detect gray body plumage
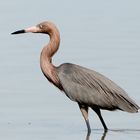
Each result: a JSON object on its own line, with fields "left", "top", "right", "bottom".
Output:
{"left": 57, "top": 63, "right": 139, "bottom": 113}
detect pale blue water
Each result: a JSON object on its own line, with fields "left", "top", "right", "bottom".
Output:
{"left": 0, "top": 0, "right": 140, "bottom": 140}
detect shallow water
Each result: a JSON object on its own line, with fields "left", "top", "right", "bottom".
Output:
{"left": 0, "top": 0, "right": 140, "bottom": 140}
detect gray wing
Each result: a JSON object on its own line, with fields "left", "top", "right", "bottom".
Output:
{"left": 57, "top": 63, "right": 139, "bottom": 113}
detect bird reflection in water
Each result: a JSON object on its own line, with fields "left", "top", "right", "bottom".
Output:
{"left": 85, "top": 130, "right": 107, "bottom": 140}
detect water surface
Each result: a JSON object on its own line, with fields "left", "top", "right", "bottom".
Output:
{"left": 0, "top": 0, "right": 140, "bottom": 140}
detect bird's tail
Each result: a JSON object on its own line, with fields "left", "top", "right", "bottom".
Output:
{"left": 124, "top": 102, "right": 139, "bottom": 113}
{"left": 118, "top": 96, "right": 140, "bottom": 113}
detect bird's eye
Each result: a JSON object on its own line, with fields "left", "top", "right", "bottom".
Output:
{"left": 39, "top": 25, "right": 43, "bottom": 29}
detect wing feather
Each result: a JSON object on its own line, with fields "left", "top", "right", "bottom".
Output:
{"left": 57, "top": 63, "right": 139, "bottom": 112}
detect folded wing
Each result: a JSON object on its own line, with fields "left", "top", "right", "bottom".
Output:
{"left": 57, "top": 63, "right": 139, "bottom": 113}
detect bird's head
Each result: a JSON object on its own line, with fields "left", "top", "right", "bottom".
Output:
{"left": 11, "top": 21, "right": 58, "bottom": 35}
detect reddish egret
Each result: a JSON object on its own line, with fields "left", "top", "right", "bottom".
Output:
{"left": 11, "top": 21, "right": 139, "bottom": 134}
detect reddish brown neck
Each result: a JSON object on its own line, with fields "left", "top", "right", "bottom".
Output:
{"left": 40, "top": 27, "right": 61, "bottom": 89}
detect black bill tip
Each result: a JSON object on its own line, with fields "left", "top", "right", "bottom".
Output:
{"left": 11, "top": 29, "right": 25, "bottom": 35}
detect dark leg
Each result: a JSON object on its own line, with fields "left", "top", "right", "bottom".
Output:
{"left": 78, "top": 103, "right": 91, "bottom": 135}
{"left": 92, "top": 108, "right": 108, "bottom": 130}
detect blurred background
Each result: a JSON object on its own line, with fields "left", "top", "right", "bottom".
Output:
{"left": 0, "top": 0, "right": 140, "bottom": 140}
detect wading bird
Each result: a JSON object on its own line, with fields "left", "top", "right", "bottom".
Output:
{"left": 12, "top": 21, "right": 139, "bottom": 134}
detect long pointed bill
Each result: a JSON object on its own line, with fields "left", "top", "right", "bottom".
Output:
{"left": 11, "top": 26, "right": 40, "bottom": 35}
{"left": 11, "top": 29, "right": 25, "bottom": 34}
